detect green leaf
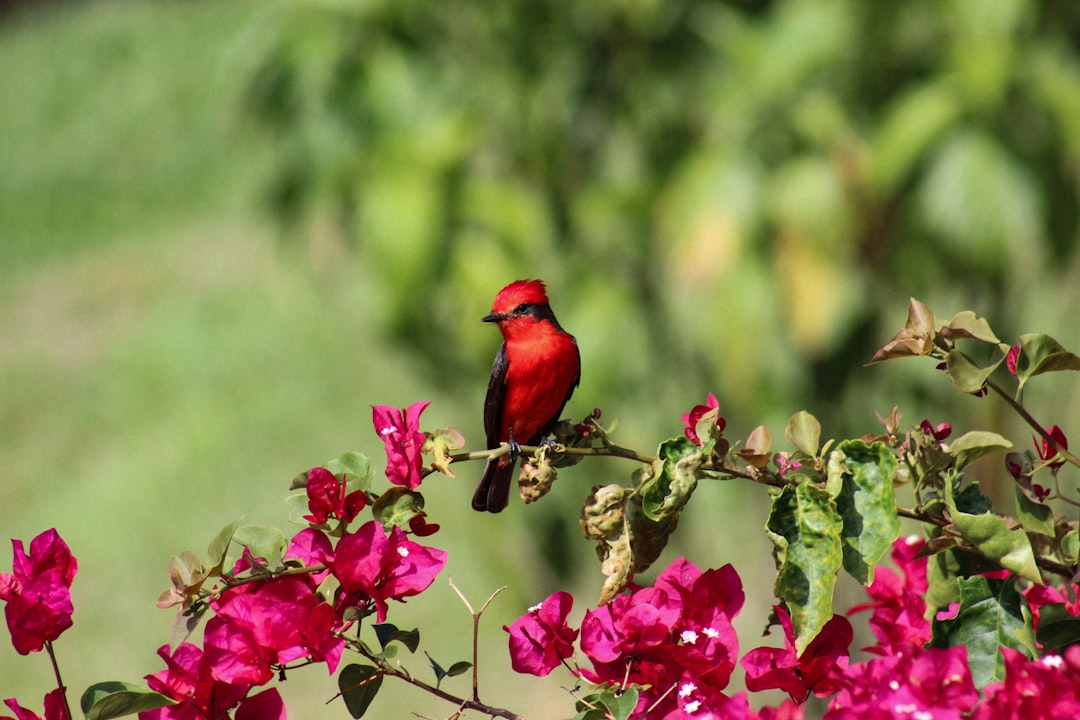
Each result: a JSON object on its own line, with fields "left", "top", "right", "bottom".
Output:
{"left": 785, "top": 411, "right": 821, "bottom": 456}
{"left": 925, "top": 545, "right": 962, "bottom": 612}
{"left": 373, "top": 623, "right": 420, "bottom": 653}
{"left": 371, "top": 487, "right": 425, "bottom": 527}
{"left": 81, "top": 682, "right": 174, "bottom": 720}
{"left": 1014, "top": 486, "right": 1054, "bottom": 537}
{"left": 945, "top": 481, "right": 1041, "bottom": 583}
{"left": 206, "top": 518, "right": 241, "bottom": 574}
{"left": 233, "top": 524, "right": 288, "bottom": 565}
{"left": 1034, "top": 602, "right": 1080, "bottom": 651}
{"left": 640, "top": 436, "right": 700, "bottom": 521}
{"left": 325, "top": 451, "right": 374, "bottom": 488}
{"left": 765, "top": 482, "right": 843, "bottom": 654}
{"left": 828, "top": 440, "right": 900, "bottom": 585}
{"left": 600, "top": 687, "right": 639, "bottom": 720}
{"left": 945, "top": 350, "right": 1004, "bottom": 395}
{"left": 953, "top": 483, "right": 994, "bottom": 515}
{"left": 444, "top": 660, "right": 472, "bottom": 677}
{"left": 950, "top": 430, "right": 1013, "bottom": 470}
{"left": 929, "top": 576, "right": 1035, "bottom": 688}
{"left": 339, "top": 664, "right": 383, "bottom": 719}
{"left": 1014, "top": 333, "right": 1080, "bottom": 394}
{"left": 425, "top": 652, "right": 470, "bottom": 685}
{"left": 574, "top": 688, "right": 639, "bottom": 720}
{"left": 1063, "top": 530, "right": 1080, "bottom": 565}
{"left": 942, "top": 310, "right": 1001, "bottom": 344}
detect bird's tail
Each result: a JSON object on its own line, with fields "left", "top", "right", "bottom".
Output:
{"left": 472, "top": 456, "right": 515, "bottom": 512}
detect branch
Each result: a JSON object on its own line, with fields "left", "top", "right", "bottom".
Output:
{"left": 346, "top": 638, "right": 527, "bottom": 720}
{"left": 423, "top": 442, "right": 657, "bottom": 478}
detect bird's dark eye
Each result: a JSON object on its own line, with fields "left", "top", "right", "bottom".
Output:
{"left": 514, "top": 303, "right": 530, "bottom": 314}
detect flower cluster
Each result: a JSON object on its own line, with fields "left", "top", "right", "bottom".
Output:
{"left": 507, "top": 535, "right": 1080, "bottom": 719}
{"left": 829, "top": 536, "right": 1080, "bottom": 718}
{"left": 140, "top": 475, "right": 447, "bottom": 719}
{"left": 508, "top": 557, "right": 752, "bottom": 717}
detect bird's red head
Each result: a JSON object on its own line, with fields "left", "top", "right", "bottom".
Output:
{"left": 483, "top": 279, "right": 564, "bottom": 337}
{"left": 490, "top": 279, "right": 550, "bottom": 315}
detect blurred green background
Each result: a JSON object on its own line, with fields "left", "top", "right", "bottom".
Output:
{"left": 3, "top": 0, "right": 1080, "bottom": 716}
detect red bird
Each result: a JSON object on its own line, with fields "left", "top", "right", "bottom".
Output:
{"left": 473, "top": 280, "right": 581, "bottom": 512}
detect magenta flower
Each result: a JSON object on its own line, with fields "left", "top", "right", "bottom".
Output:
{"left": 1036, "top": 425, "right": 1069, "bottom": 473}
{"left": 826, "top": 646, "right": 977, "bottom": 719}
{"left": 574, "top": 557, "right": 744, "bottom": 717}
{"left": 505, "top": 591, "right": 579, "bottom": 676}
{"left": 284, "top": 528, "right": 335, "bottom": 586}
{"left": 741, "top": 606, "right": 852, "bottom": 703}
{"left": 682, "top": 392, "right": 724, "bottom": 446}
{"left": 1006, "top": 344, "right": 1021, "bottom": 377}
{"left": 1, "top": 690, "right": 69, "bottom": 720}
{"left": 919, "top": 419, "right": 952, "bottom": 443}
{"left": 204, "top": 575, "right": 343, "bottom": 685}
{"left": 333, "top": 520, "right": 447, "bottom": 622}
{"left": 1023, "top": 581, "right": 1080, "bottom": 640}
{"left": 0, "top": 529, "right": 78, "bottom": 655}
{"left": 847, "top": 535, "right": 930, "bottom": 655}
{"left": 141, "top": 642, "right": 279, "bottom": 720}
{"left": 303, "top": 467, "right": 367, "bottom": 525}
{"left": 372, "top": 401, "right": 431, "bottom": 489}
{"left": 974, "top": 646, "right": 1080, "bottom": 719}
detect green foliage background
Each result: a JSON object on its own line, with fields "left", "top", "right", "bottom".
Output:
{"left": 3, "top": 0, "right": 1080, "bottom": 716}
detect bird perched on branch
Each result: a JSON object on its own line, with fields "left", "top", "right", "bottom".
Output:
{"left": 473, "top": 280, "right": 580, "bottom": 512}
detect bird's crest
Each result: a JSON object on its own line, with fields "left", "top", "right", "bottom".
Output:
{"left": 492, "top": 279, "right": 550, "bottom": 313}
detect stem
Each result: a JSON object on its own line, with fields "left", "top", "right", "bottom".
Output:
{"left": 987, "top": 379, "right": 1080, "bottom": 468}
{"left": 44, "top": 641, "right": 73, "bottom": 720}
{"left": 448, "top": 578, "right": 508, "bottom": 705}
{"left": 348, "top": 640, "right": 527, "bottom": 720}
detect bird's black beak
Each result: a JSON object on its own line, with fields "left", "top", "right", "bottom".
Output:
{"left": 482, "top": 312, "right": 505, "bottom": 323}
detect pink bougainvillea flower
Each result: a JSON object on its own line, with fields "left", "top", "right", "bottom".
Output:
{"left": 0, "top": 529, "right": 78, "bottom": 655}
{"left": 283, "top": 528, "right": 335, "bottom": 586}
{"left": 741, "top": 606, "right": 852, "bottom": 703}
{"left": 505, "top": 590, "right": 579, "bottom": 676}
{"left": 682, "top": 392, "right": 724, "bottom": 446}
{"left": 826, "top": 645, "right": 977, "bottom": 719}
{"left": 1022, "top": 581, "right": 1080, "bottom": 638}
{"left": 232, "top": 688, "right": 286, "bottom": 720}
{"left": 372, "top": 401, "right": 431, "bottom": 489}
{"left": 141, "top": 642, "right": 253, "bottom": 720}
{"left": 973, "top": 646, "right": 1080, "bottom": 719}
{"left": 919, "top": 419, "right": 952, "bottom": 444}
{"left": 1, "top": 689, "right": 70, "bottom": 720}
{"left": 1006, "top": 344, "right": 1021, "bottom": 377}
{"left": 575, "top": 557, "right": 745, "bottom": 718}
{"left": 303, "top": 467, "right": 366, "bottom": 525}
{"left": 1036, "top": 425, "right": 1068, "bottom": 473}
{"left": 333, "top": 520, "right": 447, "bottom": 622}
{"left": 847, "top": 535, "right": 930, "bottom": 655}
{"left": 204, "top": 575, "right": 343, "bottom": 685}
{"left": 406, "top": 511, "right": 441, "bottom": 537}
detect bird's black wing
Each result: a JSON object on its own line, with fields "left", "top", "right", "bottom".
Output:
{"left": 484, "top": 342, "right": 509, "bottom": 449}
